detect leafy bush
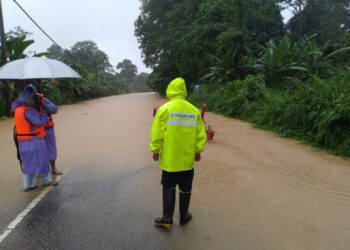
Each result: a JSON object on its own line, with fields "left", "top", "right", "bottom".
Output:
{"left": 190, "top": 75, "right": 266, "bottom": 117}
{"left": 191, "top": 71, "right": 350, "bottom": 157}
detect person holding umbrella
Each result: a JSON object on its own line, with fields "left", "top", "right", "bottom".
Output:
{"left": 0, "top": 57, "right": 81, "bottom": 190}
{"left": 37, "top": 92, "right": 62, "bottom": 175}
{"left": 12, "top": 84, "right": 57, "bottom": 191}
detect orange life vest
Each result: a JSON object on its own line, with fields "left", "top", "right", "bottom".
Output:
{"left": 45, "top": 114, "right": 55, "bottom": 128}
{"left": 14, "top": 106, "right": 46, "bottom": 141}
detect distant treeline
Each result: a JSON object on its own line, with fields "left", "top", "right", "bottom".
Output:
{"left": 0, "top": 27, "right": 150, "bottom": 117}
{"left": 135, "top": 0, "right": 350, "bottom": 157}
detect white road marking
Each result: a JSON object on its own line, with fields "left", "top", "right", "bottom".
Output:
{"left": 0, "top": 169, "right": 69, "bottom": 245}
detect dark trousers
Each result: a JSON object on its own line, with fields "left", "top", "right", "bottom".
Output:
{"left": 161, "top": 169, "right": 194, "bottom": 192}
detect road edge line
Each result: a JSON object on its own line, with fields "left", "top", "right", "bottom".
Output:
{"left": 0, "top": 168, "right": 69, "bottom": 245}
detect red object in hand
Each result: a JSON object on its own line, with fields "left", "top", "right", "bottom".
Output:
{"left": 153, "top": 153, "right": 159, "bottom": 161}
{"left": 37, "top": 93, "right": 45, "bottom": 104}
{"left": 200, "top": 104, "right": 214, "bottom": 141}
{"left": 153, "top": 107, "right": 158, "bottom": 117}
{"left": 200, "top": 104, "right": 206, "bottom": 120}
{"left": 206, "top": 125, "right": 214, "bottom": 140}
{"left": 195, "top": 153, "right": 201, "bottom": 162}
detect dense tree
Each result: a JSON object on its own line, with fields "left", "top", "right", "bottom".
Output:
{"left": 115, "top": 59, "right": 152, "bottom": 93}
{"left": 69, "top": 40, "right": 113, "bottom": 75}
{"left": 286, "top": 0, "right": 350, "bottom": 44}
{"left": 135, "top": 0, "right": 284, "bottom": 94}
{"left": 116, "top": 59, "right": 138, "bottom": 80}
{"left": 280, "top": 0, "right": 307, "bottom": 14}
{"left": 47, "top": 44, "right": 70, "bottom": 62}
{"left": 127, "top": 72, "right": 151, "bottom": 93}
{"left": 115, "top": 59, "right": 137, "bottom": 92}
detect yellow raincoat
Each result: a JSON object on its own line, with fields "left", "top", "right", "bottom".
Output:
{"left": 150, "top": 78, "right": 207, "bottom": 172}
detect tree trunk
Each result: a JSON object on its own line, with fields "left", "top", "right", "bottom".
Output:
{"left": 4, "top": 82, "right": 13, "bottom": 116}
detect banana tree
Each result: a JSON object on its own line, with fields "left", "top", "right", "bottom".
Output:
{"left": 254, "top": 36, "right": 318, "bottom": 87}
{"left": 255, "top": 35, "right": 350, "bottom": 88}
{"left": 6, "top": 35, "right": 34, "bottom": 60}
{"left": 202, "top": 45, "right": 252, "bottom": 85}
{"left": 0, "top": 29, "right": 46, "bottom": 116}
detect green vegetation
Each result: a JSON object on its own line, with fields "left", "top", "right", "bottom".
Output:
{"left": 190, "top": 73, "right": 350, "bottom": 157}
{"left": 136, "top": 0, "right": 350, "bottom": 157}
{"left": 0, "top": 27, "right": 150, "bottom": 117}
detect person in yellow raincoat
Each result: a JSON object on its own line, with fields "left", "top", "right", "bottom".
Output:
{"left": 150, "top": 77, "right": 207, "bottom": 228}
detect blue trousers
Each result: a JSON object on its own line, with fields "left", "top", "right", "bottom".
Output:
{"left": 23, "top": 173, "right": 52, "bottom": 189}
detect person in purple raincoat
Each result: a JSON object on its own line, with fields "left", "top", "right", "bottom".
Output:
{"left": 12, "top": 84, "right": 58, "bottom": 191}
{"left": 40, "top": 95, "right": 62, "bottom": 175}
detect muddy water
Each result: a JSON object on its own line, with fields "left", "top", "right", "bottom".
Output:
{"left": 1, "top": 93, "right": 350, "bottom": 249}
{"left": 196, "top": 115, "right": 350, "bottom": 249}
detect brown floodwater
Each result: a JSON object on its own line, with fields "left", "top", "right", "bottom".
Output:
{"left": 1, "top": 92, "right": 350, "bottom": 249}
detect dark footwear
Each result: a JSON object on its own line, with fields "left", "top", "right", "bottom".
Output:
{"left": 154, "top": 188, "right": 176, "bottom": 229}
{"left": 51, "top": 170, "right": 63, "bottom": 175}
{"left": 179, "top": 191, "right": 192, "bottom": 225}
{"left": 154, "top": 217, "right": 173, "bottom": 229}
{"left": 43, "top": 180, "right": 59, "bottom": 187}
{"left": 180, "top": 212, "right": 192, "bottom": 225}
{"left": 23, "top": 186, "right": 37, "bottom": 192}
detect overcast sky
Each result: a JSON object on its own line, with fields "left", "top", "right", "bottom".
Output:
{"left": 3, "top": 1, "right": 293, "bottom": 75}
{"left": 2, "top": 0, "right": 151, "bottom": 73}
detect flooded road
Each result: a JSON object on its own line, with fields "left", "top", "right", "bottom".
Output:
{"left": 1, "top": 92, "right": 350, "bottom": 249}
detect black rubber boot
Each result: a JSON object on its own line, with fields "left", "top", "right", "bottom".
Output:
{"left": 179, "top": 191, "right": 192, "bottom": 225}
{"left": 154, "top": 188, "right": 176, "bottom": 228}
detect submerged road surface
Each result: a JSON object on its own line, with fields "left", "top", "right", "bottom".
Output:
{"left": 1, "top": 93, "right": 350, "bottom": 249}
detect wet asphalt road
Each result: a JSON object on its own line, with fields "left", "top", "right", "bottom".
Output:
{"left": 1, "top": 164, "right": 185, "bottom": 250}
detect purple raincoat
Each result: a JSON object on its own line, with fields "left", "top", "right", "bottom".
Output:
{"left": 12, "top": 100, "right": 50, "bottom": 175}
{"left": 43, "top": 98, "right": 58, "bottom": 161}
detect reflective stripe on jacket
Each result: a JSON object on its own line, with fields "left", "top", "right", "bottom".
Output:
{"left": 15, "top": 106, "right": 46, "bottom": 140}
{"left": 150, "top": 78, "right": 207, "bottom": 172}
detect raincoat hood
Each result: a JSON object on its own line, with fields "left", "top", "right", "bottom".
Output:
{"left": 17, "top": 84, "right": 37, "bottom": 104}
{"left": 166, "top": 78, "right": 187, "bottom": 99}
